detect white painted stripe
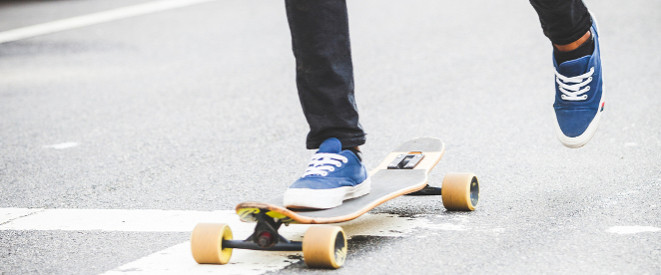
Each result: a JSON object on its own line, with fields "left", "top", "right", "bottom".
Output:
{"left": 607, "top": 225, "right": 661, "bottom": 234}
{"left": 0, "top": 208, "right": 243, "bottom": 232}
{"left": 0, "top": 208, "right": 458, "bottom": 235}
{"left": 0, "top": 208, "right": 469, "bottom": 275}
{"left": 0, "top": 208, "right": 43, "bottom": 225}
{"left": 0, "top": 0, "right": 217, "bottom": 44}
{"left": 102, "top": 242, "right": 301, "bottom": 275}
{"left": 43, "top": 142, "right": 79, "bottom": 149}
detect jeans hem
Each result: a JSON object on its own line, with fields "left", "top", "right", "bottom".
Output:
{"left": 306, "top": 135, "right": 366, "bottom": 150}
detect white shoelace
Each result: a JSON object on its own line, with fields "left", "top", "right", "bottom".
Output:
{"left": 555, "top": 67, "right": 594, "bottom": 101}
{"left": 302, "top": 153, "right": 348, "bottom": 177}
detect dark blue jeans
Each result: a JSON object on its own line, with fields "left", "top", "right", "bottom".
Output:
{"left": 529, "top": 0, "right": 592, "bottom": 45}
{"left": 285, "top": 0, "right": 592, "bottom": 149}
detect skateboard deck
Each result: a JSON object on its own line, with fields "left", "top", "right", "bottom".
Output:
{"left": 236, "top": 137, "right": 445, "bottom": 224}
{"left": 191, "top": 137, "right": 478, "bottom": 269}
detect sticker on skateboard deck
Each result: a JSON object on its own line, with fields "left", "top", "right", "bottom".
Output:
{"left": 190, "top": 137, "right": 479, "bottom": 269}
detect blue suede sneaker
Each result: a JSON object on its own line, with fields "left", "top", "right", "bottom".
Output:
{"left": 283, "top": 138, "right": 370, "bottom": 209}
{"left": 553, "top": 17, "right": 605, "bottom": 148}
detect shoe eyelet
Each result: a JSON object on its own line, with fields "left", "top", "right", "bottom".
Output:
{"left": 586, "top": 87, "right": 591, "bottom": 91}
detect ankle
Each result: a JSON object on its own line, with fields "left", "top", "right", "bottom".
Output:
{"left": 554, "top": 30, "right": 591, "bottom": 52}
{"left": 553, "top": 30, "right": 594, "bottom": 65}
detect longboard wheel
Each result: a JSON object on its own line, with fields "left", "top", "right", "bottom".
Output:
{"left": 302, "top": 226, "right": 347, "bottom": 269}
{"left": 441, "top": 173, "right": 479, "bottom": 211}
{"left": 190, "top": 223, "right": 233, "bottom": 264}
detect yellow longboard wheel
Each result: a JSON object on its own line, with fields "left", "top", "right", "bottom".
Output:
{"left": 302, "top": 226, "right": 347, "bottom": 269}
{"left": 190, "top": 223, "right": 233, "bottom": 264}
{"left": 442, "top": 173, "right": 479, "bottom": 211}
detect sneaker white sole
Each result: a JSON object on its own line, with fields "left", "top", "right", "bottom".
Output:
{"left": 283, "top": 177, "right": 371, "bottom": 209}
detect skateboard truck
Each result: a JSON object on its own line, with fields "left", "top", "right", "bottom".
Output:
{"left": 223, "top": 212, "right": 302, "bottom": 251}
{"left": 388, "top": 152, "right": 442, "bottom": 195}
{"left": 387, "top": 152, "right": 424, "bottom": 169}
{"left": 408, "top": 184, "right": 443, "bottom": 195}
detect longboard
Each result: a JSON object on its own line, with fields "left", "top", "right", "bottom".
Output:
{"left": 190, "top": 137, "right": 479, "bottom": 269}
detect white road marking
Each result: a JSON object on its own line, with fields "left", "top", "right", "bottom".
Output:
{"left": 0, "top": 208, "right": 464, "bottom": 274}
{"left": 0, "top": 208, "right": 454, "bottom": 235}
{"left": 102, "top": 242, "right": 301, "bottom": 275}
{"left": 0, "top": 208, "right": 241, "bottom": 232}
{"left": 43, "top": 142, "right": 79, "bottom": 149}
{"left": 0, "top": 208, "right": 42, "bottom": 225}
{"left": 606, "top": 226, "right": 661, "bottom": 234}
{"left": 0, "top": 0, "right": 218, "bottom": 44}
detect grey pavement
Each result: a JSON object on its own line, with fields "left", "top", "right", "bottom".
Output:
{"left": 1, "top": 0, "right": 660, "bottom": 274}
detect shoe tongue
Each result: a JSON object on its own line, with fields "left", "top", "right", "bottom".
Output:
{"left": 557, "top": 55, "right": 591, "bottom": 77}
{"left": 317, "top": 138, "right": 342, "bottom": 153}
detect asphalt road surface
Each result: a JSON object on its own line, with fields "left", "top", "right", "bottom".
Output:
{"left": 1, "top": 0, "right": 660, "bottom": 274}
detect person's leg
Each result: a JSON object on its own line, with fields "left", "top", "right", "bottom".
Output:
{"left": 529, "top": 0, "right": 591, "bottom": 46}
{"left": 529, "top": 0, "right": 605, "bottom": 148}
{"left": 285, "top": 0, "right": 365, "bottom": 150}
{"left": 283, "top": 0, "right": 369, "bottom": 209}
